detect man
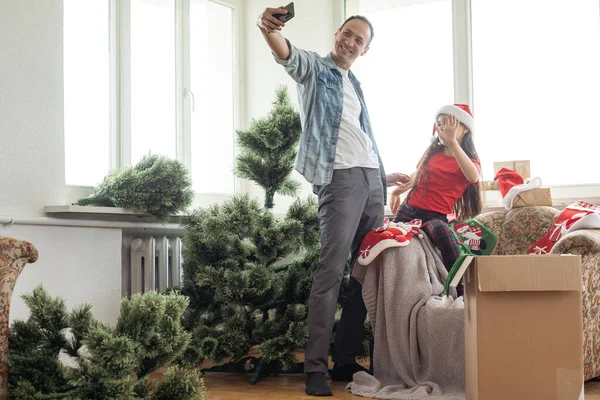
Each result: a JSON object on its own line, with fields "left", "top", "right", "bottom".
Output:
{"left": 257, "top": 7, "right": 409, "bottom": 396}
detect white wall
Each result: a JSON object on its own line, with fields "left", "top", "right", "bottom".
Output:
{"left": 0, "top": 0, "right": 122, "bottom": 324}
{"left": 7, "top": 225, "right": 122, "bottom": 325}
{"left": 243, "top": 0, "right": 345, "bottom": 215}
{"left": 0, "top": 0, "right": 71, "bottom": 218}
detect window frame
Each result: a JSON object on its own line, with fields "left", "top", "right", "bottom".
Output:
{"left": 64, "top": 0, "right": 244, "bottom": 207}
{"left": 346, "top": 0, "right": 600, "bottom": 210}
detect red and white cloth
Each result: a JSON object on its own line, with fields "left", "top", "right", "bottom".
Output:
{"left": 494, "top": 167, "right": 543, "bottom": 210}
{"left": 358, "top": 219, "right": 423, "bottom": 266}
{"left": 529, "top": 201, "right": 600, "bottom": 254}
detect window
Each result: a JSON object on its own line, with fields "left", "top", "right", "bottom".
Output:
{"left": 130, "top": 0, "right": 177, "bottom": 164}
{"left": 190, "top": 0, "right": 235, "bottom": 194}
{"left": 63, "top": 0, "right": 238, "bottom": 196}
{"left": 349, "top": 0, "right": 600, "bottom": 205}
{"left": 472, "top": 0, "right": 600, "bottom": 186}
{"left": 63, "top": 0, "right": 110, "bottom": 187}
{"left": 352, "top": 0, "right": 454, "bottom": 178}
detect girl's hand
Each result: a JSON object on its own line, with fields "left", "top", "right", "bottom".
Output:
{"left": 390, "top": 183, "right": 411, "bottom": 214}
{"left": 436, "top": 115, "right": 460, "bottom": 146}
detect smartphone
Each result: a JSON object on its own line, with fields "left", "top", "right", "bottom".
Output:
{"left": 274, "top": 2, "right": 295, "bottom": 23}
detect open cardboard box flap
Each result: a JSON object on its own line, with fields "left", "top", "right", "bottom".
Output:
{"left": 450, "top": 254, "right": 581, "bottom": 292}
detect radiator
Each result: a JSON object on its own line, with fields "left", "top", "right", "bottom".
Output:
{"left": 130, "top": 236, "right": 183, "bottom": 294}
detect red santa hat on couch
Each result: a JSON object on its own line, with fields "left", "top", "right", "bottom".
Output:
{"left": 493, "top": 168, "right": 542, "bottom": 210}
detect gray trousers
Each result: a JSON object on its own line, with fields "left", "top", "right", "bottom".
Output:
{"left": 304, "top": 167, "right": 384, "bottom": 373}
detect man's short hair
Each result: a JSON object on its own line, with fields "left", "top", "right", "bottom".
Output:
{"left": 339, "top": 15, "right": 374, "bottom": 46}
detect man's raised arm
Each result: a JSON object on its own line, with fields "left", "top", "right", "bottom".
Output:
{"left": 257, "top": 7, "right": 290, "bottom": 60}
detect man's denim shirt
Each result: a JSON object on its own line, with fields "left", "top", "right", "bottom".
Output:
{"left": 274, "top": 40, "right": 387, "bottom": 203}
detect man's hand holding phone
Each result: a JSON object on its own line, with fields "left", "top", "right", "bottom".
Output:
{"left": 257, "top": 3, "right": 294, "bottom": 59}
{"left": 257, "top": 7, "right": 287, "bottom": 33}
{"left": 257, "top": 3, "right": 294, "bottom": 33}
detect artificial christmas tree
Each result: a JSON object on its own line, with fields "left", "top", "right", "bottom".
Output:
{"left": 8, "top": 286, "right": 205, "bottom": 399}
{"left": 181, "top": 86, "right": 370, "bottom": 384}
{"left": 234, "top": 87, "right": 302, "bottom": 210}
{"left": 77, "top": 154, "right": 194, "bottom": 222}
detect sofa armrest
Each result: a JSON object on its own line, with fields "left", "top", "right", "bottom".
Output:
{"left": 550, "top": 229, "right": 600, "bottom": 380}
{"left": 0, "top": 236, "right": 38, "bottom": 398}
{"left": 551, "top": 229, "right": 600, "bottom": 255}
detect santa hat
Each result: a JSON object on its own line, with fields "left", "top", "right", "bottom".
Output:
{"left": 432, "top": 104, "right": 475, "bottom": 137}
{"left": 493, "top": 167, "right": 542, "bottom": 210}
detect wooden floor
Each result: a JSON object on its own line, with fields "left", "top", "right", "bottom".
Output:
{"left": 203, "top": 373, "right": 364, "bottom": 400}
{"left": 202, "top": 373, "right": 600, "bottom": 399}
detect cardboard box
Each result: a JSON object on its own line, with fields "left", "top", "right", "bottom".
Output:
{"left": 493, "top": 160, "right": 531, "bottom": 180}
{"left": 512, "top": 187, "right": 553, "bottom": 207}
{"left": 453, "top": 255, "right": 583, "bottom": 400}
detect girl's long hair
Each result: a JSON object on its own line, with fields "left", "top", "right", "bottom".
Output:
{"left": 408, "top": 131, "right": 482, "bottom": 220}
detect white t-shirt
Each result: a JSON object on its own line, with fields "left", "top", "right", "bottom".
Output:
{"left": 334, "top": 67, "right": 380, "bottom": 170}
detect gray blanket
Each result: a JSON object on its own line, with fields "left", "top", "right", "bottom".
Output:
{"left": 347, "top": 232, "right": 465, "bottom": 400}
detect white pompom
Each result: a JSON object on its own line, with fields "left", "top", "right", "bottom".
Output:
{"left": 442, "top": 295, "right": 454, "bottom": 309}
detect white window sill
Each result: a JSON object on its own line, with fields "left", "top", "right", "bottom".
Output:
{"left": 46, "top": 205, "right": 151, "bottom": 217}
{"left": 481, "top": 184, "right": 600, "bottom": 214}
{"left": 63, "top": 185, "right": 236, "bottom": 220}
{"left": 45, "top": 205, "right": 184, "bottom": 227}
{"left": 0, "top": 206, "right": 186, "bottom": 235}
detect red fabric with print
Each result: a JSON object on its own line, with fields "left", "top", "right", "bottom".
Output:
{"left": 408, "top": 152, "right": 480, "bottom": 215}
{"left": 357, "top": 219, "right": 423, "bottom": 266}
{"left": 529, "top": 201, "right": 600, "bottom": 254}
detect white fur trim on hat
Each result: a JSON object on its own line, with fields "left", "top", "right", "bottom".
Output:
{"left": 435, "top": 105, "right": 475, "bottom": 133}
{"left": 441, "top": 295, "right": 454, "bottom": 309}
{"left": 565, "top": 212, "right": 600, "bottom": 235}
{"left": 503, "top": 176, "right": 542, "bottom": 210}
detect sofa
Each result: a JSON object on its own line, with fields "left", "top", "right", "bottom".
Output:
{"left": 476, "top": 206, "right": 600, "bottom": 380}
{"left": 0, "top": 236, "right": 38, "bottom": 399}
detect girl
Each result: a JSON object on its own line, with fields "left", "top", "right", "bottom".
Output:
{"left": 391, "top": 104, "right": 482, "bottom": 284}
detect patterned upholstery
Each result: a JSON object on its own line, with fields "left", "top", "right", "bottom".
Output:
{"left": 0, "top": 236, "right": 38, "bottom": 399}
